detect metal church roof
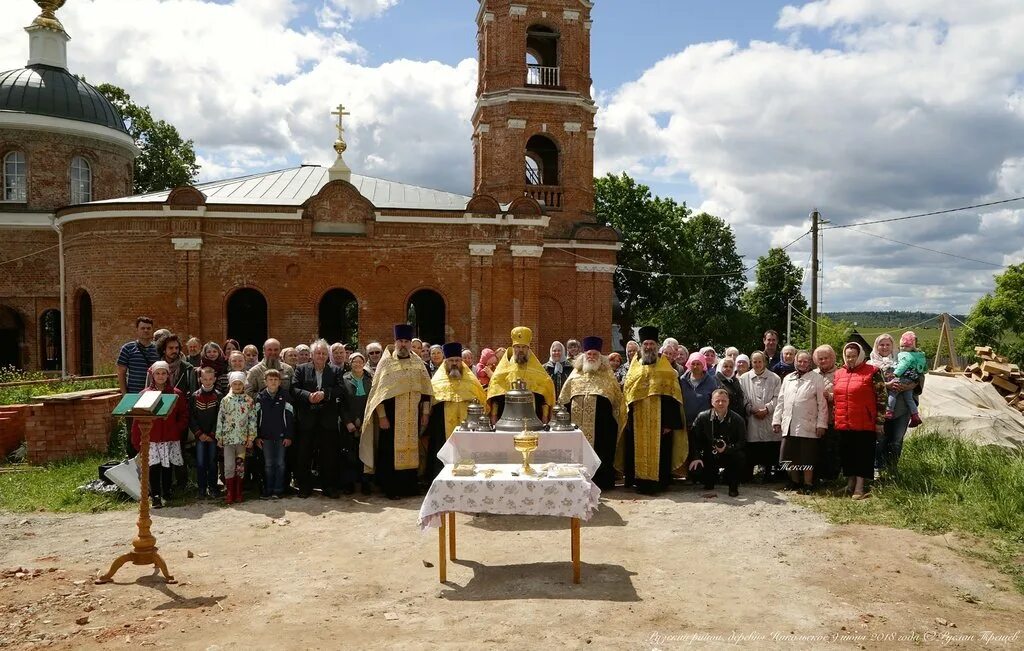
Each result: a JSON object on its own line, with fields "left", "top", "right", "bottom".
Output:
{"left": 92, "top": 165, "right": 473, "bottom": 211}
{"left": 0, "top": 64, "right": 129, "bottom": 134}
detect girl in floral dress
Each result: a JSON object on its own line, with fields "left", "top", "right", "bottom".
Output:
{"left": 216, "top": 371, "right": 256, "bottom": 504}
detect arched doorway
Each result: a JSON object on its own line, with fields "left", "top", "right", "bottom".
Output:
{"left": 318, "top": 289, "right": 358, "bottom": 346}
{"left": 39, "top": 309, "right": 61, "bottom": 371}
{"left": 227, "top": 288, "right": 268, "bottom": 350}
{"left": 0, "top": 305, "right": 25, "bottom": 370}
{"left": 78, "top": 291, "right": 93, "bottom": 375}
{"left": 406, "top": 290, "right": 446, "bottom": 345}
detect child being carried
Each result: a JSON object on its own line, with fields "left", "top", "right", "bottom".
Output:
{"left": 886, "top": 331, "right": 926, "bottom": 428}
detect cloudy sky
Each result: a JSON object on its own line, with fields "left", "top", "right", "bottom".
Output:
{"left": 3, "top": 0, "right": 1023, "bottom": 313}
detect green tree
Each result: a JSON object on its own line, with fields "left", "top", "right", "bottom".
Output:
{"left": 594, "top": 173, "right": 690, "bottom": 348}
{"left": 960, "top": 264, "right": 1024, "bottom": 365}
{"left": 651, "top": 212, "right": 747, "bottom": 349}
{"left": 96, "top": 83, "right": 199, "bottom": 194}
{"left": 741, "top": 248, "right": 809, "bottom": 350}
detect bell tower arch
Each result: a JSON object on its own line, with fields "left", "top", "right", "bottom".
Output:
{"left": 473, "top": 0, "right": 597, "bottom": 237}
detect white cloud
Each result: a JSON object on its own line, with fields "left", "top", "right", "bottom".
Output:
{"left": 595, "top": 0, "right": 1024, "bottom": 312}
{"left": 1, "top": 0, "right": 476, "bottom": 193}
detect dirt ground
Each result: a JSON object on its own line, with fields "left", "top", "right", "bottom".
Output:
{"left": 1, "top": 486, "right": 1022, "bottom": 650}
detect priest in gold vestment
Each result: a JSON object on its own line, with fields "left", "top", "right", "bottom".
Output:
{"left": 360, "top": 324, "right": 433, "bottom": 499}
{"left": 620, "top": 326, "right": 688, "bottom": 495}
{"left": 424, "top": 342, "right": 488, "bottom": 481}
{"left": 487, "top": 326, "right": 556, "bottom": 424}
{"left": 558, "top": 337, "right": 626, "bottom": 490}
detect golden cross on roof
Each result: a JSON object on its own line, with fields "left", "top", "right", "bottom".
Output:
{"left": 331, "top": 103, "right": 351, "bottom": 138}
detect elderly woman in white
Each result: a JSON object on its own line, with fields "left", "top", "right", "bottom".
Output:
{"left": 740, "top": 351, "right": 782, "bottom": 482}
{"left": 772, "top": 350, "right": 828, "bottom": 494}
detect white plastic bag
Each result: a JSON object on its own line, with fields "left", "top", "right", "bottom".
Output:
{"left": 103, "top": 457, "right": 142, "bottom": 501}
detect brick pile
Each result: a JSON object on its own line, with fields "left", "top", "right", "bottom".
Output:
{"left": 964, "top": 346, "right": 1024, "bottom": 414}
{"left": 6, "top": 390, "right": 122, "bottom": 463}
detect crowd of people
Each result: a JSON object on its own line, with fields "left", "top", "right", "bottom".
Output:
{"left": 115, "top": 316, "right": 924, "bottom": 507}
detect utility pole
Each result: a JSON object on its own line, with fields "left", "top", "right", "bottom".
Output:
{"left": 786, "top": 299, "right": 793, "bottom": 345}
{"left": 810, "top": 210, "right": 820, "bottom": 350}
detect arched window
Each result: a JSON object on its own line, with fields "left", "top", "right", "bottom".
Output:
{"left": 39, "top": 309, "right": 61, "bottom": 372}
{"left": 318, "top": 289, "right": 359, "bottom": 347}
{"left": 526, "top": 24, "right": 560, "bottom": 86}
{"left": 70, "top": 156, "right": 91, "bottom": 204}
{"left": 77, "top": 291, "right": 93, "bottom": 376}
{"left": 0, "top": 305, "right": 25, "bottom": 370}
{"left": 525, "top": 135, "right": 559, "bottom": 185}
{"left": 3, "top": 151, "right": 27, "bottom": 202}
{"left": 226, "top": 288, "right": 268, "bottom": 350}
{"left": 406, "top": 290, "right": 446, "bottom": 345}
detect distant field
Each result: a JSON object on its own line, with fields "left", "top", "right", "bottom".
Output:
{"left": 854, "top": 325, "right": 964, "bottom": 365}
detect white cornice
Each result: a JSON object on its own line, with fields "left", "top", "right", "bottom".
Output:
{"left": 377, "top": 213, "right": 549, "bottom": 227}
{"left": 171, "top": 237, "right": 202, "bottom": 251}
{"left": 55, "top": 208, "right": 303, "bottom": 225}
{"left": 511, "top": 244, "right": 544, "bottom": 258}
{"left": 474, "top": 90, "right": 598, "bottom": 122}
{"left": 544, "top": 240, "right": 622, "bottom": 251}
{"left": 0, "top": 113, "right": 140, "bottom": 156}
{"left": 576, "top": 263, "right": 617, "bottom": 273}
{"left": 0, "top": 212, "right": 54, "bottom": 229}
{"left": 469, "top": 243, "right": 497, "bottom": 256}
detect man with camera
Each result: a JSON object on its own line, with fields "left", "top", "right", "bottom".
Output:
{"left": 688, "top": 389, "right": 747, "bottom": 497}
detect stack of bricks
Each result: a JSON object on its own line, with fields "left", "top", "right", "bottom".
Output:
{"left": 964, "top": 347, "right": 1024, "bottom": 414}
{"left": 0, "top": 404, "right": 29, "bottom": 457}
{"left": 20, "top": 390, "right": 122, "bottom": 464}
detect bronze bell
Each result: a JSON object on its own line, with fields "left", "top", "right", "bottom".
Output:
{"left": 549, "top": 404, "right": 574, "bottom": 431}
{"left": 464, "top": 400, "right": 485, "bottom": 431}
{"left": 494, "top": 379, "right": 544, "bottom": 432}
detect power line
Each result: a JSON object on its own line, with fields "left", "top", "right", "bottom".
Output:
{"left": 843, "top": 227, "right": 1006, "bottom": 268}
{"left": 823, "top": 196, "right": 1024, "bottom": 230}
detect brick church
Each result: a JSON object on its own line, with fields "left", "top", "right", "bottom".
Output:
{"left": 0, "top": 0, "right": 619, "bottom": 375}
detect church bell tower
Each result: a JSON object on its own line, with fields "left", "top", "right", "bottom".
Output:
{"left": 473, "top": 0, "right": 597, "bottom": 236}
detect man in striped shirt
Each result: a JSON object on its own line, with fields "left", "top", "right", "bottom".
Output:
{"left": 116, "top": 316, "right": 159, "bottom": 457}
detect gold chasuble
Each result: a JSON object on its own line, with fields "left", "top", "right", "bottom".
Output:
{"left": 360, "top": 348, "right": 434, "bottom": 472}
{"left": 620, "top": 354, "right": 687, "bottom": 481}
{"left": 431, "top": 363, "right": 488, "bottom": 440}
{"left": 486, "top": 349, "right": 556, "bottom": 410}
{"left": 558, "top": 366, "right": 627, "bottom": 446}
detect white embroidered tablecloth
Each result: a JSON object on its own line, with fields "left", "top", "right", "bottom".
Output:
{"left": 418, "top": 464, "right": 602, "bottom": 530}
{"left": 439, "top": 430, "right": 600, "bottom": 477}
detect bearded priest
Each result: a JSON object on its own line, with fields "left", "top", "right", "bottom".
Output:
{"left": 359, "top": 324, "right": 434, "bottom": 499}
{"left": 486, "top": 326, "right": 556, "bottom": 425}
{"left": 558, "top": 336, "right": 627, "bottom": 490}
{"left": 620, "top": 326, "right": 688, "bottom": 495}
{"left": 423, "top": 342, "right": 488, "bottom": 482}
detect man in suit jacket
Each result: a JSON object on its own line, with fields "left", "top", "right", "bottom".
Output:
{"left": 290, "top": 339, "right": 349, "bottom": 498}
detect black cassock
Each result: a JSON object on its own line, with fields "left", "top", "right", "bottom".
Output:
{"left": 375, "top": 394, "right": 430, "bottom": 498}
{"left": 622, "top": 395, "right": 684, "bottom": 494}
{"left": 422, "top": 401, "right": 449, "bottom": 484}
{"left": 563, "top": 394, "right": 619, "bottom": 491}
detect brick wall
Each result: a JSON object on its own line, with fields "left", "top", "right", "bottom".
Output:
{"left": 0, "top": 403, "right": 28, "bottom": 457}
{"left": 22, "top": 391, "right": 120, "bottom": 464}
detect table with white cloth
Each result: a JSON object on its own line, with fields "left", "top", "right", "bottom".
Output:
{"left": 418, "top": 429, "right": 602, "bottom": 584}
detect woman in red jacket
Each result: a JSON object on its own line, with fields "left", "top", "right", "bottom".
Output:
{"left": 131, "top": 360, "right": 189, "bottom": 508}
{"left": 832, "top": 342, "right": 887, "bottom": 500}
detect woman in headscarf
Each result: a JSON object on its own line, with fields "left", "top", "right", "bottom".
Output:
{"left": 740, "top": 351, "right": 781, "bottom": 482}
{"left": 700, "top": 346, "right": 719, "bottom": 374}
{"left": 543, "top": 341, "right": 572, "bottom": 398}
{"left": 833, "top": 342, "right": 887, "bottom": 499}
{"left": 476, "top": 348, "right": 498, "bottom": 388}
{"left": 131, "top": 360, "right": 189, "bottom": 508}
{"left": 772, "top": 350, "right": 827, "bottom": 494}
{"left": 735, "top": 354, "right": 751, "bottom": 377}
{"left": 869, "top": 332, "right": 918, "bottom": 474}
{"left": 715, "top": 355, "right": 746, "bottom": 421}
{"left": 868, "top": 333, "right": 896, "bottom": 373}
{"left": 198, "top": 341, "right": 229, "bottom": 395}
{"left": 680, "top": 351, "right": 720, "bottom": 474}
{"left": 813, "top": 344, "right": 841, "bottom": 482}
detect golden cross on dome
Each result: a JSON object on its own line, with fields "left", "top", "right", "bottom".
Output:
{"left": 331, "top": 103, "right": 351, "bottom": 139}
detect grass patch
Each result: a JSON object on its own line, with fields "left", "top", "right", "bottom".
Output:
{"left": 0, "top": 455, "right": 134, "bottom": 513}
{"left": 804, "top": 432, "right": 1024, "bottom": 594}
{"left": 0, "top": 366, "right": 117, "bottom": 406}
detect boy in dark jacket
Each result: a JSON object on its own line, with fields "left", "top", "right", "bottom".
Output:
{"left": 689, "top": 389, "right": 747, "bottom": 497}
{"left": 189, "top": 367, "right": 223, "bottom": 499}
{"left": 255, "top": 369, "right": 295, "bottom": 499}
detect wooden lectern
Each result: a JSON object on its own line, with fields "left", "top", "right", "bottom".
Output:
{"left": 96, "top": 392, "right": 179, "bottom": 584}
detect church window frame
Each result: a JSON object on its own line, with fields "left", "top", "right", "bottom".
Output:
{"left": 70, "top": 155, "right": 92, "bottom": 204}
{"left": 3, "top": 151, "right": 27, "bottom": 202}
